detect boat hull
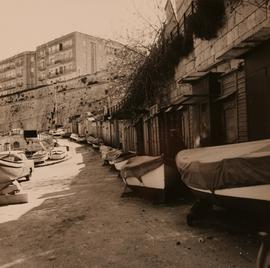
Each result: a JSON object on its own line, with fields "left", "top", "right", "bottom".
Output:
{"left": 124, "top": 164, "right": 165, "bottom": 190}
{"left": 122, "top": 164, "right": 187, "bottom": 202}
{"left": 0, "top": 160, "right": 24, "bottom": 183}
{"left": 114, "top": 159, "right": 129, "bottom": 171}
{"left": 188, "top": 184, "right": 270, "bottom": 213}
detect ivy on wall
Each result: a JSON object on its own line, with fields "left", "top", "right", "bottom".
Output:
{"left": 113, "top": 0, "right": 256, "bottom": 118}
{"left": 189, "top": 0, "right": 225, "bottom": 40}
{"left": 118, "top": 27, "right": 194, "bottom": 117}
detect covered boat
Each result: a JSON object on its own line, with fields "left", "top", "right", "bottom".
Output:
{"left": 120, "top": 155, "right": 183, "bottom": 202}
{"left": 176, "top": 139, "right": 270, "bottom": 214}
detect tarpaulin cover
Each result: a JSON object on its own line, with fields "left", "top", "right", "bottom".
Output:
{"left": 87, "top": 135, "right": 100, "bottom": 145}
{"left": 175, "top": 139, "right": 270, "bottom": 192}
{"left": 105, "top": 149, "right": 123, "bottom": 161}
{"left": 121, "top": 155, "right": 163, "bottom": 180}
{"left": 99, "top": 145, "right": 113, "bottom": 160}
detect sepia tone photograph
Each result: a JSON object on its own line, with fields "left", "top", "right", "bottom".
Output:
{"left": 0, "top": 0, "right": 269, "bottom": 267}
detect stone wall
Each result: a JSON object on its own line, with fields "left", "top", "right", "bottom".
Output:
{"left": 168, "top": 0, "right": 270, "bottom": 103}
{"left": 0, "top": 73, "right": 113, "bottom": 132}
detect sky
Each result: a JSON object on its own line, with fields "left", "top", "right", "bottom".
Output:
{"left": 0, "top": 0, "right": 166, "bottom": 61}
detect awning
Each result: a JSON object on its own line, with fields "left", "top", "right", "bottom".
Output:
{"left": 165, "top": 106, "right": 173, "bottom": 113}
{"left": 214, "top": 90, "right": 236, "bottom": 102}
{"left": 176, "top": 94, "right": 209, "bottom": 105}
{"left": 178, "top": 71, "right": 210, "bottom": 83}
{"left": 177, "top": 105, "right": 184, "bottom": 111}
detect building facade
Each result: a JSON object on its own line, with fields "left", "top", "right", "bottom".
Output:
{"left": 0, "top": 51, "right": 36, "bottom": 94}
{"left": 36, "top": 32, "right": 122, "bottom": 85}
{"left": 0, "top": 32, "right": 123, "bottom": 92}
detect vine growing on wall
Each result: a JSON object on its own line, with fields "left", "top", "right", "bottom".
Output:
{"left": 118, "top": 25, "right": 195, "bottom": 115}
{"left": 189, "top": 0, "right": 226, "bottom": 40}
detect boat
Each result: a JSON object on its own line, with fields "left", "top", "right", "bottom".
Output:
{"left": 31, "top": 150, "right": 49, "bottom": 164}
{"left": 0, "top": 152, "right": 29, "bottom": 203}
{"left": 110, "top": 152, "right": 136, "bottom": 171}
{"left": 0, "top": 153, "right": 26, "bottom": 182}
{"left": 49, "top": 128, "right": 65, "bottom": 137}
{"left": 87, "top": 135, "right": 102, "bottom": 148}
{"left": 70, "top": 133, "right": 86, "bottom": 143}
{"left": 49, "top": 147, "right": 67, "bottom": 160}
{"left": 175, "top": 139, "right": 270, "bottom": 221}
{"left": 120, "top": 155, "right": 182, "bottom": 202}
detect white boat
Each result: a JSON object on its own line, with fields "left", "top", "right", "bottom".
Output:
{"left": 31, "top": 150, "right": 49, "bottom": 164}
{"left": 0, "top": 152, "right": 30, "bottom": 199}
{"left": 0, "top": 151, "right": 33, "bottom": 181}
{"left": 175, "top": 139, "right": 270, "bottom": 219}
{"left": 118, "top": 156, "right": 182, "bottom": 202}
{"left": 70, "top": 133, "right": 86, "bottom": 143}
{"left": 111, "top": 153, "right": 136, "bottom": 170}
{"left": 49, "top": 147, "right": 67, "bottom": 160}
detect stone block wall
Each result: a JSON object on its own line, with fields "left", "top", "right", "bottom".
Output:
{"left": 170, "top": 0, "right": 270, "bottom": 102}
{"left": 0, "top": 74, "right": 113, "bottom": 132}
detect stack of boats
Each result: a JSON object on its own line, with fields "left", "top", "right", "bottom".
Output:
{"left": 98, "top": 145, "right": 184, "bottom": 202}
{"left": 26, "top": 138, "right": 68, "bottom": 166}
{"left": 98, "top": 138, "right": 270, "bottom": 216}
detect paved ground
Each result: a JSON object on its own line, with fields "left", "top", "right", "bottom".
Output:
{"left": 0, "top": 140, "right": 263, "bottom": 268}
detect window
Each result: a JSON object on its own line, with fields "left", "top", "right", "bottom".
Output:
{"left": 59, "top": 43, "right": 63, "bottom": 51}
{"left": 13, "top": 141, "right": 20, "bottom": 149}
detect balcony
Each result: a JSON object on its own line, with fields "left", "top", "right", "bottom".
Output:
{"left": 47, "top": 57, "right": 73, "bottom": 67}
{"left": 48, "top": 44, "right": 73, "bottom": 56}
{"left": 0, "top": 75, "right": 16, "bottom": 82}
{"left": 48, "top": 68, "right": 75, "bottom": 79}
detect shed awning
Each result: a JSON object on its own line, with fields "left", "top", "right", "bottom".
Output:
{"left": 178, "top": 71, "right": 210, "bottom": 83}
{"left": 214, "top": 90, "right": 236, "bottom": 102}
{"left": 176, "top": 94, "right": 209, "bottom": 105}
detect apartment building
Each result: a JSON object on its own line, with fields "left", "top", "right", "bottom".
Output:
{"left": 0, "top": 31, "right": 123, "bottom": 92}
{"left": 36, "top": 31, "right": 122, "bottom": 85}
{"left": 0, "top": 51, "right": 36, "bottom": 94}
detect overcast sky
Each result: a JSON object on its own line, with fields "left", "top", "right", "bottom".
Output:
{"left": 0, "top": 0, "right": 166, "bottom": 61}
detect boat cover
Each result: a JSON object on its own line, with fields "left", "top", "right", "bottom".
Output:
{"left": 121, "top": 155, "right": 163, "bottom": 180}
{"left": 87, "top": 135, "right": 100, "bottom": 145}
{"left": 175, "top": 139, "right": 270, "bottom": 192}
{"left": 105, "top": 149, "right": 123, "bottom": 161}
